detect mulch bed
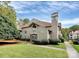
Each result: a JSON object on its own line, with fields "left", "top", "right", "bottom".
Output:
{"left": 0, "top": 40, "right": 21, "bottom": 46}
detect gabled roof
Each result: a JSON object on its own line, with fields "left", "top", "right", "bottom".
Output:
{"left": 74, "top": 30, "right": 79, "bottom": 34}
{"left": 69, "top": 30, "right": 79, "bottom": 34}
{"left": 31, "top": 19, "right": 51, "bottom": 27}
{"left": 22, "top": 19, "right": 52, "bottom": 29}
{"left": 21, "top": 19, "right": 61, "bottom": 29}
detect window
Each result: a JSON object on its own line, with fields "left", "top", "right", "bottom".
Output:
{"left": 70, "top": 37, "right": 72, "bottom": 39}
{"left": 32, "top": 24, "right": 36, "bottom": 28}
{"left": 70, "top": 34, "right": 72, "bottom": 36}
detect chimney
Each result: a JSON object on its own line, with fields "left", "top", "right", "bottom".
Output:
{"left": 51, "top": 12, "right": 59, "bottom": 42}
{"left": 51, "top": 12, "right": 58, "bottom": 23}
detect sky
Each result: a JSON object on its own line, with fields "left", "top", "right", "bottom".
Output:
{"left": 9, "top": 1, "right": 79, "bottom": 28}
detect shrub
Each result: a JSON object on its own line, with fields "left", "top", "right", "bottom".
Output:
{"left": 73, "top": 39, "right": 79, "bottom": 45}
{"left": 59, "top": 37, "right": 64, "bottom": 43}
{"left": 0, "top": 14, "right": 19, "bottom": 40}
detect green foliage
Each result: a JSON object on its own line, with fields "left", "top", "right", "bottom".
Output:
{"left": 69, "top": 25, "right": 79, "bottom": 31}
{"left": 0, "top": 2, "right": 16, "bottom": 25}
{"left": 61, "top": 28, "right": 70, "bottom": 40}
{"left": 0, "top": 14, "right": 19, "bottom": 39}
{"left": 0, "top": 1, "right": 10, "bottom": 7}
{"left": 23, "top": 18, "right": 30, "bottom": 24}
{"left": 61, "top": 25, "right": 79, "bottom": 40}
{"left": 0, "top": 1, "right": 19, "bottom": 39}
{"left": 59, "top": 37, "right": 64, "bottom": 43}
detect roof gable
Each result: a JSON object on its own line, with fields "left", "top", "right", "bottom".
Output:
{"left": 21, "top": 19, "right": 52, "bottom": 29}
{"left": 31, "top": 19, "right": 52, "bottom": 27}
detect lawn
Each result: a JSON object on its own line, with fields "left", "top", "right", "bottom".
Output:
{"left": 72, "top": 44, "right": 79, "bottom": 52}
{"left": 47, "top": 43, "right": 66, "bottom": 49}
{"left": 0, "top": 43, "right": 68, "bottom": 58}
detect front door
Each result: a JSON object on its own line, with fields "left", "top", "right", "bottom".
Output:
{"left": 30, "top": 34, "right": 37, "bottom": 42}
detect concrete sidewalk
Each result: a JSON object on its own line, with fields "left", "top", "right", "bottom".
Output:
{"left": 65, "top": 41, "right": 79, "bottom": 58}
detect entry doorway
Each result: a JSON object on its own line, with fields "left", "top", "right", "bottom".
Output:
{"left": 30, "top": 34, "right": 37, "bottom": 42}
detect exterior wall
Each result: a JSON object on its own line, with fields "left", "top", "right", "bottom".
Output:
{"left": 58, "top": 26, "right": 62, "bottom": 38}
{"left": 69, "top": 33, "right": 77, "bottom": 39}
{"left": 36, "top": 27, "right": 49, "bottom": 43}
{"left": 58, "top": 23, "right": 62, "bottom": 38}
{"left": 21, "top": 26, "right": 49, "bottom": 43}
{"left": 20, "top": 30, "right": 28, "bottom": 39}
{"left": 69, "top": 31, "right": 79, "bottom": 39}
{"left": 69, "top": 31, "right": 74, "bottom": 39}
{"left": 51, "top": 12, "right": 59, "bottom": 42}
{"left": 19, "top": 12, "right": 61, "bottom": 43}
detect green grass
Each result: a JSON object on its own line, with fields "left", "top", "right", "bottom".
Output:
{"left": 0, "top": 43, "right": 68, "bottom": 58}
{"left": 72, "top": 44, "right": 79, "bottom": 52}
{"left": 47, "top": 43, "right": 66, "bottom": 49}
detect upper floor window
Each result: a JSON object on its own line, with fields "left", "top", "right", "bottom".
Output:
{"left": 70, "top": 34, "right": 72, "bottom": 36}
{"left": 32, "top": 24, "right": 36, "bottom": 28}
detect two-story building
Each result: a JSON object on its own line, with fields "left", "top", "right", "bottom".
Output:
{"left": 17, "top": 12, "right": 62, "bottom": 44}
{"left": 69, "top": 30, "right": 79, "bottom": 39}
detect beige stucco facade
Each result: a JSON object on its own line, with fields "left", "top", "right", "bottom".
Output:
{"left": 20, "top": 26, "right": 50, "bottom": 43}
{"left": 18, "top": 12, "right": 62, "bottom": 44}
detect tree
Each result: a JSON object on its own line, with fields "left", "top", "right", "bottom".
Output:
{"left": 0, "top": 1, "right": 19, "bottom": 39}
{"left": 69, "top": 25, "right": 79, "bottom": 31}
{"left": 0, "top": 1, "right": 16, "bottom": 25}
{"left": 23, "top": 18, "right": 30, "bottom": 24}
{"left": 61, "top": 28, "right": 70, "bottom": 40}
{"left": 61, "top": 25, "right": 79, "bottom": 40}
{"left": 0, "top": 14, "right": 19, "bottom": 39}
{"left": 0, "top": 1, "right": 10, "bottom": 6}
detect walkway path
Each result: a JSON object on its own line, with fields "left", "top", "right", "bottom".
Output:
{"left": 64, "top": 41, "right": 79, "bottom": 58}
{"left": 36, "top": 45, "right": 65, "bottom": 51}
{"left": 27, "top": 43, "right": 65, "bottom": 51}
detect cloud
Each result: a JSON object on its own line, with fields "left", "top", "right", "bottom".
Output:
{"left": 9, "top": 1, "right": 79, "bottom": 14}
{"left": 47, "top": 1, "right": 79, "bottom": 12}
{"left": 31, "top": 9, "right": 38, "bottom": 13}
{"left": 9, "top": 1, "right": 79, "bottom": 28}
{"left": 60, "top": 18, "right": 79, "bottom": 28}
{"left": 9, "top": 2, "right": 25, "bottom": 10}
{"left": 16, "top": 10, "right": 30, "bottom": 14}
{"left": 9, "top": 1, "right": 42, "bottom": 14}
